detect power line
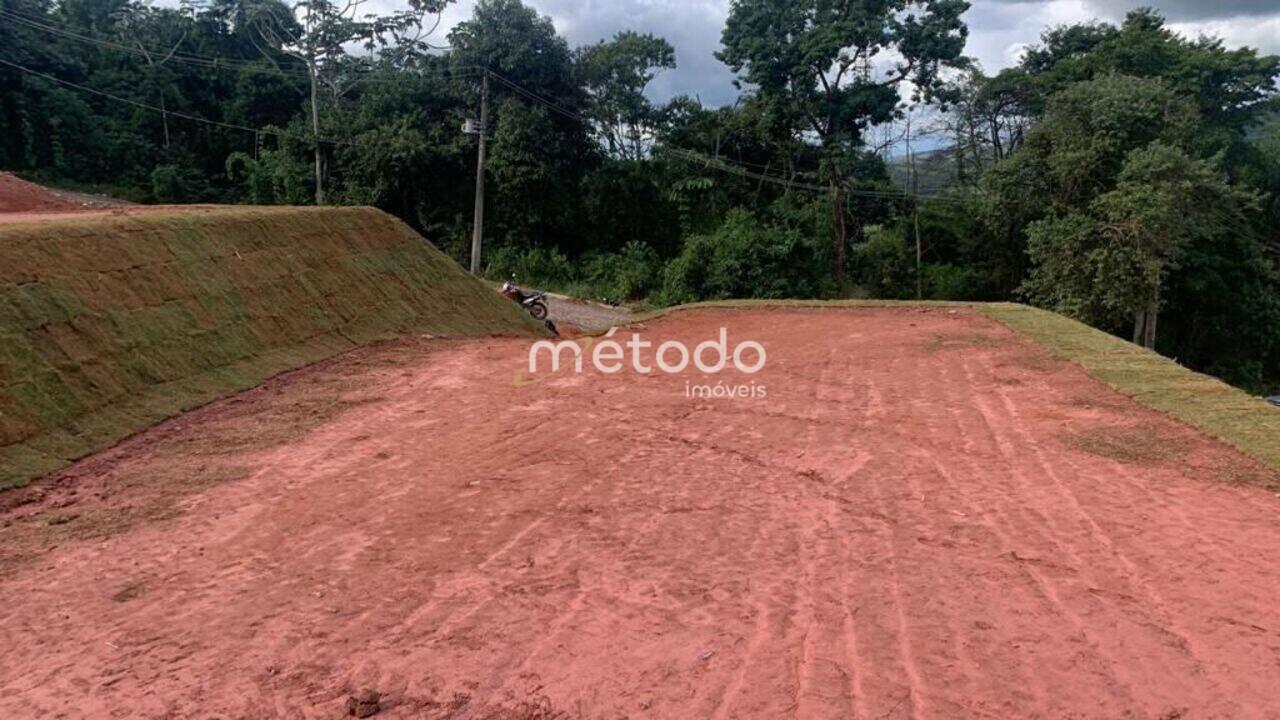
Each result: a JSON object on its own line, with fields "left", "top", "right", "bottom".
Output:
{"left": 0, "top": 8, "right": 484, "bottom": 84}
{"left": 485, "top": 67, "right": 966, "bottom": 204}
{"left": 3, "top": 6, "right": 970, "bottom": 208}
{"left": 0, "top": 55, "right": 357, "bottom": 147}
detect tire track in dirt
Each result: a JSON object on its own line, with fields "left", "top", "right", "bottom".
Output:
{"left": 918, "top": 337, "right": 1139, "bottom": 713}
{"left": 988, "top": 381, "right": 1227, "bottom": 700}
{"left": 958, "top": 356, "right": 1152, "bottom": 708}
{"left": 4, "top": 308, "right": 1280, "bottom": 718}
{"left": 975, "top": 343, "right": 1280, "bottom": 712}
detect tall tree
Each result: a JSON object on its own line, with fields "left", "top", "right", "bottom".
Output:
{"left": 718, "top": 0, "right": 969, "bottom": 290}
{"left": 1024, "top": 142, "right": 1258, "bottom": 348}
{"left": 940, "top": 67, "right": 1034, "bottom": 185}
{"left": 242, "top": 0, "right": 452, "bottom": 204}
{"left": 574, "top": 31, "right": 675, "bottom": 160}
{"left": 1008, "top": 74, "right": 1257, "bottom": 349}
{"left": 448, "top": 0, "right": 590, "bottom": 252}
{"left": 113, "top": 2, "right": 194, "bottom": 148}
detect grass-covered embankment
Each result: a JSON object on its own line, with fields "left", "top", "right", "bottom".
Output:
{"left": 978, "top": 303, "right": 1280, "bottom": 473}
{"left": 0, "top": 206, "right": 545, "bottom": 489}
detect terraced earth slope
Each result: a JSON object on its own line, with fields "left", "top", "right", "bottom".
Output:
{"left": 0, "top": 207, "right": 544, "bottom": 488}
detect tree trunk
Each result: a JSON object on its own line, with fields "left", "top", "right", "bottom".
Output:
{"left": 829, "top": 174, "right": 848, "bottom": 293}
{"left": 160, "top": 93, "right": 170, "bottom": 149}
{"left": 1143, "top": 301, "right": 1159, "bottom": 350}
{"left": 1132, "top": 302, "right": 1160, "bottom": 350}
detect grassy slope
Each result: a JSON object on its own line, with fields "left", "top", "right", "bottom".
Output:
{"left": 637, "top": 299, "right": 1280, "bottom": 473}
{"left": 978, "top": 303, "right": 1280, "bottom": 471}
{"left": 0, "top": 207, "right": 545, "bottom": 489}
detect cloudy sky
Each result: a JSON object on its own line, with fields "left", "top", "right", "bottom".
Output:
{"left": 422, "top": 0, "right": 1280, "bottom": 107}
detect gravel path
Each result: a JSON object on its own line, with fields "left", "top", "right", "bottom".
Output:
{"left": 544, "top": 293, "right": 633, "bottom": 334}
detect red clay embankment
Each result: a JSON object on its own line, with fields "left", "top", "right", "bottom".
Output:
{"left": 0, "top": 172, "right": 82, "bottom": 213}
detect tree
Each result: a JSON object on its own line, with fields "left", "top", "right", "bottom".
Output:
{"left": 1033, "top": 73, "right": 1199, "bottom": 206}
{"left": 448, "top": 0, "right": 577, "bottom": 101}
{"left": 574, "top": 31, "right": 675, "bottom": 160}
{"left": 1021, "top": 9, "right": 1280, "bottom": 152}
{"left": 718, "top": 0, "right": 969, "bottom": 290}
{"left": 243, "top": 0, "right": 452, "bottom": 204}
{"left": 940, "top": 67, "right": 1034, "bottom": 185}
{"left": 448, "top": 0, "right": 590, "bottom": 252}
{"left": 112, "top": 2, "right": 194, "bottom": 148}
{"left": 1022, "top": 142, "right": 1258, "bottom": 349}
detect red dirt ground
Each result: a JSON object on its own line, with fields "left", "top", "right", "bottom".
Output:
{"left": 0, "top": 172, "right": 83, "bottom": 213}
{"left": 0, "top": 203, "right": 244, "bottom": 224}
{"left": 2, "top": 308, "right": 1280, "bottom": 719}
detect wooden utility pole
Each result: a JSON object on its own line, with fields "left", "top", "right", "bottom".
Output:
{"left": 470, "top": 71, "right": 489, "bottom": 275}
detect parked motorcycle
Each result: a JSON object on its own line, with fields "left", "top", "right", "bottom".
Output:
{"left": 500, "top": 279, "right": 549, "bottom": 320}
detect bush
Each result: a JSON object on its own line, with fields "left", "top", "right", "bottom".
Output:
{"left": 582, "top": 241, "right": 663, "bottom": 301}
{"left": 659, "top": 209, "right": 826, "bottom": 304}
{"left": 926, "top": 263, "right": 990, "bottom": 300}
{"left": 851, "top": 225, "right": 915, "bottom": 298}
{"left": 485, "top": 245, "right": 576, "bottom": 286}
{"left": 225, "top": 150, "right": 314, "bottom": 205}
{"left": 149, "top": 164, "right": 206, "bottom": 203}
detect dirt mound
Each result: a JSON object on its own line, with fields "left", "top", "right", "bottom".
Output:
{"left": 0, "top": 206, "right": 547, "bottom": 488}
{"left": 0, "top": 172, "right": 83, "bottom": 213}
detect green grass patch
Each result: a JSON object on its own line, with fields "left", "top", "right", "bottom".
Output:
{"left": 978, "top": 302, "right": 1280, "bottom": 473}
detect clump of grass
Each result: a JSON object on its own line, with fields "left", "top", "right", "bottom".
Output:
{"left": 924, "top": 332, "right": 1002, "bottom": 353}
{"left": 1063, "top": 425, "right": 1186, "bottom": 466}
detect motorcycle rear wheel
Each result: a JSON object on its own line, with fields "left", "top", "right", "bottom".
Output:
{"left": 528, "top": 301, "right": 549, "bottom": 320}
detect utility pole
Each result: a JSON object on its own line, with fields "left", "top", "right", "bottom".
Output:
{"left": 907, "top": 111, "right": 922, "bottom": 299}
{"left": 308, "top": 59, "right": 324, "bottom": 205}
{"left": 469, "top": 71, "right": 489, "bottom": 275}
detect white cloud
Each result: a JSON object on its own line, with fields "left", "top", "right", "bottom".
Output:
{"left": 367, "top": 0, "right": 1280, "bottom": 104}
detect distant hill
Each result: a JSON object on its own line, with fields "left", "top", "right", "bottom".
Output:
{"left": 886, "top": 147, "right": 962, "bottom": 197}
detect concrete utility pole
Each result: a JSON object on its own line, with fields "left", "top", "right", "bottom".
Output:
{"left": 907, "top": 111, "right": 923, "bottom": 299}
{"left": 309, "top": 61, "right": 324, "bottom": 206}
{"left": 470, "top": 71, "right": 489, "bottom": 275}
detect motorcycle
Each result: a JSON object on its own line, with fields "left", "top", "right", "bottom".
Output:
{"left": 500, "top": 279, "right": 549, "bottom": 320}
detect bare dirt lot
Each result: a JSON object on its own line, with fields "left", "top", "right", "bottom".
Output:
{"left": 0, "top": 172, "right": 84, "bottom": 213}
{"left": 0, "top": 172, "right": 129, "bottom": 215}
{"left": 2, "top": 308, "right": 1279, "bottom": 719}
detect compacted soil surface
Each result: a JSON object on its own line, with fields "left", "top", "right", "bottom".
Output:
{"left": 0, "top": 172, "right": 129, "bottom": 215}
{"left": 2, "top": 308, "right": 1279, "bottom": 719}
{"left": 0, "top": 172, "right": 84, "bottom": 213}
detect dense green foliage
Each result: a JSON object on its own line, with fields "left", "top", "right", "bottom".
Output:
{"left": 1, "top": 1, "right": 1278, "bottom": 390}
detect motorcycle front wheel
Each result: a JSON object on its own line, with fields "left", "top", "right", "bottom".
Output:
{"left": 528, "top": 301, "right": 549, "bottom": 320}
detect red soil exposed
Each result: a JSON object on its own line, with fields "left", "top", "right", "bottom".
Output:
{"left": 2, "top": 308, "right": 1280, "bottom": 718}
{"left": 0, "top": 172, "right": 82, "bottom": 213}
{"left": 0, "top": 203, "right": 240, "bottom": 224}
